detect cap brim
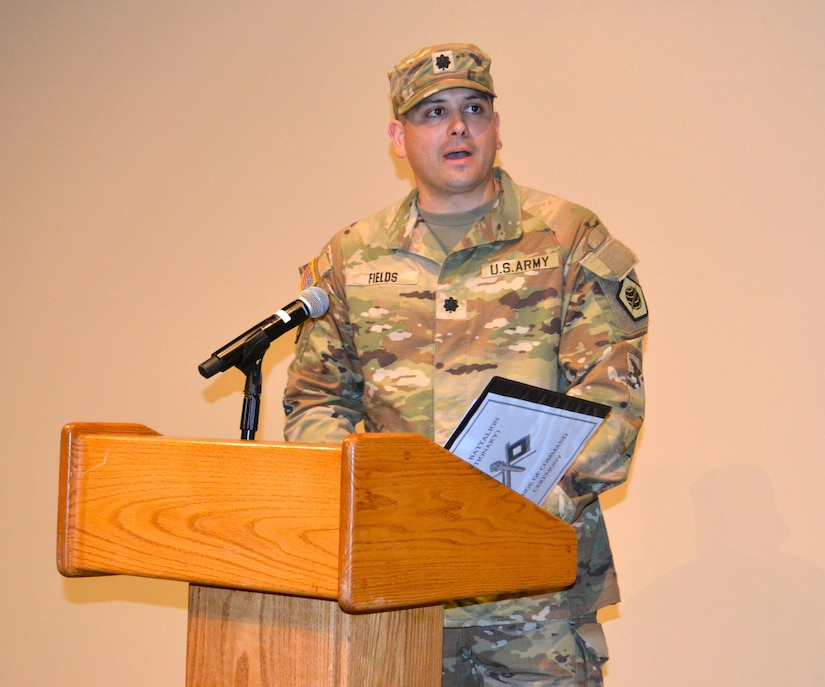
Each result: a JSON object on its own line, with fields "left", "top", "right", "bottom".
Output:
{"left": 397, "top": 79, "right": 496, "bottom": 116}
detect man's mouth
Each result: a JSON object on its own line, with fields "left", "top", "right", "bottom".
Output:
{"left": 445, "top": 151, "right": 471, "bottom": 160}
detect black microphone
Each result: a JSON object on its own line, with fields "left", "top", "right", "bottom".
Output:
{"left": 198, "top": 286, "right": 329, "bottom": 378}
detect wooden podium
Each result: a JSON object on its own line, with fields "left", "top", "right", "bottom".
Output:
{"left": 57, "top": 422, "right": 576, "bottom": 686}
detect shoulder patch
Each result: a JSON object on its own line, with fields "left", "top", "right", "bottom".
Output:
{"left": 618, "top": 276, "right": 648, "bottom": 321}
{"left": 299, "top": 257, "right": 320, "bottom": 290}
{"left": 596, "top": 272, "right": 649, "bottom": 336}
{"left": 299, "top": 251, "right": 333, "bottom": 290}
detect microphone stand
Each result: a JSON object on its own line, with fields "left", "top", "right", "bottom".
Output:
{"left": 199, "top": 287, "right": 329, "bottom": 441}
{"left": 234, "top": 329, "right": 272, "bottom": 441}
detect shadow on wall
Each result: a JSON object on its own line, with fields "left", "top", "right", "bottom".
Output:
{"left": 619, "top": 464, "right": 825, "bottom": 686}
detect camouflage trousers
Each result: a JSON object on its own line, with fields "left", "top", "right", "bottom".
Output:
{"left": 442, "top": 613, "right": 607, "bottom": 686}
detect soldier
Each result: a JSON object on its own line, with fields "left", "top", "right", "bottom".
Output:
{"left": 283, "top": 43, "right": 648, "bottom": 686}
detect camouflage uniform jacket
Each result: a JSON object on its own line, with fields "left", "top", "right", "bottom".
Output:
{"left": 283, "top": 168, "right": 647, "bottom": 627}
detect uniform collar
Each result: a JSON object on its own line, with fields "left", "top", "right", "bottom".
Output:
{"left": 387, "top": 168, "right": 522, "bottom": 258}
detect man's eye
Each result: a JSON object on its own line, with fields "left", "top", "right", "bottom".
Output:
{"left": 426, "top": 107, "right": 446, "bottom": 117}
{"left": 465, "top": 103, "right": 483, "bottom": 114}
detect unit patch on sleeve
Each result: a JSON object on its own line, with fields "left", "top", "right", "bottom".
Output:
{"left": 618, "top": 276, "right": 647, "bottom": 321}
{"left": 596, "top": 273, "right": 649, "bottom": 335}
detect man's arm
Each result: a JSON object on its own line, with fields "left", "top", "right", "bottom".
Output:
{"left": 283, "top": 247, "right": 365, "bottom": 444}
{"left": 544, "top": 224, "right": 648, "bottom": 523}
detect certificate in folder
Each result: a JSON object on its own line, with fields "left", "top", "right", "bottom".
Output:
{"left": 445, "top": 376, "right": 610, "bottom": 505}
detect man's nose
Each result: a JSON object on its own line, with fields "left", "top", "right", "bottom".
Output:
{"left": 448, "top": 112, "right": 469, "bottom": 136}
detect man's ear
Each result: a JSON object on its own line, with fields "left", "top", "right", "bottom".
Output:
{"left": 387, "top": 119, "right": 407, "bottom": 159}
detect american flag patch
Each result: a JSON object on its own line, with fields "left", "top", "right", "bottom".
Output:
{"left": 300, "top": 257, "right": 319, "bottom": 290}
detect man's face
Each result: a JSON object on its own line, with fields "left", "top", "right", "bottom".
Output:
{"left": 388, "top": 88, "right": 502, "bottom": 213}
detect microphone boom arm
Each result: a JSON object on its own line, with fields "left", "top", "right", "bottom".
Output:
{"left": 197, "top": 286, "right": 330, "bottom": 441}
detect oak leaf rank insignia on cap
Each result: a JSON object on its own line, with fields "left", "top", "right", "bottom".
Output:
{"left": 433, "top": 50, "right": 456, "bottom": 73}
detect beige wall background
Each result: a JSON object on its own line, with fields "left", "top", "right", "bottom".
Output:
{"left": 2, "top": 1, "right": 823, "bottom": 684}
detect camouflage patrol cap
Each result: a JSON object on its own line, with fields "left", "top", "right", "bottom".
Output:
{"left": 388, "top": 43, "right": 496, "bottom": 117}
